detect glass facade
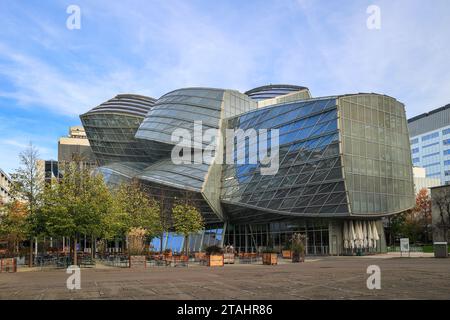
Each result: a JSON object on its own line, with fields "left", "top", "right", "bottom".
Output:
{"left": 80, "top": 94, "right": 172, "bottom": 165}
{"left": 340, "top": 94, "right": 415, "bottom": 215}
{"left": 93, "top": 162, "right": 149, "bottom": 187}
{"left": 408, "top": 104, "right": 450, "bottom": 184}
{"left": 80, "top": 87, "right": 415, "bottom": 255}
{"left": 81, "top": 113, "right": 171, "bottom": 165}
{"left": 44, "top": 160, "right": 60, "bottom": 183}
{"left": 150, "top": 224, "right": 224, "bottom": 253}
{"left": 135, "top": 88, "right": 256, "bottom": 147}
{"left": 224, "top": 220, "right": 329, "bottom": 254}
{"left": 222, "top": 98, "right": 349, "bottom": 218}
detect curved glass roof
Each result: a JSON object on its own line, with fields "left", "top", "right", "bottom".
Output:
{"left": 139, "top": 159, "right": 209, "bottom": 192}
{"left": 135, "top": 88, "right": 225, "bottom": 148}
{"left": 245, "top": 84, "right": 309, "bottom": 101}
{"left": 93, "top": 162, "right": 149, "bottom": 187}
{"left": 82, "top": 94, "right": 156, "bottom": 118}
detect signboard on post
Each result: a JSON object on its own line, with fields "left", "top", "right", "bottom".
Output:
{"left": 400, "top": 238, "right": 410, "bottom": 257}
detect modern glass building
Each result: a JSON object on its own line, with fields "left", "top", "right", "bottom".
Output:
{"left": 245, "top": 84, "right": 310, "bottom": 101}
{"left": 408, "top": 103, "right": 450, "bottom": 184}
{"left": 80, "top": 94, "right": 172, "bottom": 166}
{"left": 80, "top": 86, "right": 415, "bottom": 255}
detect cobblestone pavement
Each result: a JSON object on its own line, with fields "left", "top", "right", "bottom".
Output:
{"left": 0, "top": 256, "right": 449, "bottom": 300}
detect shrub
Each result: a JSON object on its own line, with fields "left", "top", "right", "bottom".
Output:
{"left": 205, "top": 245, "right": 223, "bottom": 255}
{"left": 128, "top": 227, "right": 146, "bottom": 255}
{"left": 291, "top": 242, "right": 305, "bottom": 254}
{"left": 291, "top": 233, "right": 306, "bottom": 255}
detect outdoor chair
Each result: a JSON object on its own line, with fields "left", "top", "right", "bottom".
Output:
{"left": 154, "top": 259, "right": 166, "bottom": 267}
{"left": 80, "top": 256, "right": 95, "bottom": 268}
{"left": 173, "top": 255, "right": 188, "bottom": 267}
{"left": 56, "top": 256, "right": 71, "bottom": 269}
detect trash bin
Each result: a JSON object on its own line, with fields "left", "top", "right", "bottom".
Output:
{"left": 434, "top": 242, "right": 448, "bottom": 258}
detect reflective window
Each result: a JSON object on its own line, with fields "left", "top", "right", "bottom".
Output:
{"left": 421, "top": 132, "right": 439, "bottom": 141}
{"left": 222, "top": 98, "right": 348, "bottom": 216}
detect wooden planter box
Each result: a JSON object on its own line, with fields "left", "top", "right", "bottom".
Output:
{"left": 207, "top": 254, "right": 224, "bottom": 267}
{"left": 282, "top": 250, "right": 292, "bottom": 259}
{"left": 262, "top": 253, "right": 278, "bottom": 265}
{"left": 223, "top": 253, "right": 235, "bottom": 264}
{"left": 194, "top": 252, "right": 206, "bottom": 262}
{"left": 0, "top": 258, "right": 17, "bottom": 273}
{"left": 129, "top": 255, "right": 146, "bottom": 268}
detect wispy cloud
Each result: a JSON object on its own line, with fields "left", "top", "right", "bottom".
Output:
{"left": 278, "top": 0, "right": 450, "bottom": 115}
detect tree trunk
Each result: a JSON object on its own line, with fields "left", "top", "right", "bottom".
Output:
{"left": 28, "top": 238, "right": 33, "bottom": 267}
{"left": 73, "top": 237, "right": 77, "bottom": 266}
{"left": 160, "top": 233, "right": 164, "bottom": 253}
{"left": 91, "top": 235, "right": 95, "bottom": 259}
{"left": 184, "top": 235, "right": 189, "bottom": 256}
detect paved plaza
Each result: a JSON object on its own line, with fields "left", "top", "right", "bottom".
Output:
{"left": 0, "top": 255, "right": 449, "bottom": 300}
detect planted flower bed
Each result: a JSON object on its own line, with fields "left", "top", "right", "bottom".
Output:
{"left": 205, "top": 245, "right": 224, "bottom": 267}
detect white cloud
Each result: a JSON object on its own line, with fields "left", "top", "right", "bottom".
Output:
{"left": 0, "top": 42, "right": 154, "bottom": 116}
{"left": 277, "top": 0, "right": 450, "bottom": 117}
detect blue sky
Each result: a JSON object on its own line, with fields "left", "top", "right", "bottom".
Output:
{"left": 0, "top": 0, "right": 449, "bottom": 174}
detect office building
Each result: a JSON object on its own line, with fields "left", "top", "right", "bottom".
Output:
{"left": 0, "top": 168, "right": 13, "bottom": 204}
{"left": 408, "top": 104, "right": 450, "bottom": 184}
{"left": 80, "top": 86, "right": 415, "bottom": 255}
{"left": 37, "top": 159, "right": 60, "bottom": 185}
{"left": 412, "top": 167, "right": 440, "bottom": 193}
{"left": 58, "top": 125, "right": 97, "bottom": 170}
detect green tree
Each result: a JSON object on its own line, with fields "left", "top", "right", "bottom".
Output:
{"left": 172, "top": 202, "right": 204, "bottom": 256}
{"left": 114, "top": 180, "right": 161, "bottom": 253}
{"left": 100, "top": 196, "right": 129, "bottom": 253}
{"left": 42, "top": 162, "right": 113, "bottom": 264}
{"left": 390, "top": 212, "right": 406, "bottom": 243}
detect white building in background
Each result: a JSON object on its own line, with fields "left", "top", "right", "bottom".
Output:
{"left": 408, "top": 104, "right": 450, "bottom": 184}
{"left": 413, "top": 167, "right": 440, "bottom": 193}
{"left": 0, "top": 168, "right": 13, "bottom": 203}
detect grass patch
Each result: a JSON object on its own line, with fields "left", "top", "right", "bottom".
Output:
{"left": 422, "top": 245, "right": 450, "bottom": 253}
